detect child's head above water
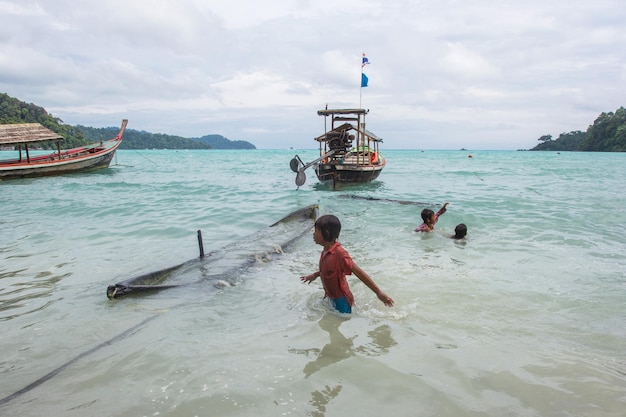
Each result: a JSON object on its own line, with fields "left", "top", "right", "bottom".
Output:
{"left": 453, "top": 223, "right": 467, "bottom": 239}
{"left": 314, "top": 214, "right": 342, "bottom": 243}
{"left": 420, "top": 208, "right": 435, "bottom": 224}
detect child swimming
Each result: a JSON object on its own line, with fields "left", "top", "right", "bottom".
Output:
{"left": 452, "top": 223, "right": 467, "bottom": 239}
{"left": 415, "top": 202, "right": 449, "bottom": 232}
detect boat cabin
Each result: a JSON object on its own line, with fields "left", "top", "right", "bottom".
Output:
{"left": 315, "top": 108, "right": 383, "bottom": 165}
{"left": 0, "top": 123, "right": 64, "bottom": 164}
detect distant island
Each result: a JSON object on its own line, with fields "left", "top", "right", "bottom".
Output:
{"left": 77, "top": 126, "right": 256, "bottom": 150}
{"left": 527, "top": 106, "right": 625, "bottom": 152}
{"left": 0, "top": 92, "right": 256, "bottom": 150}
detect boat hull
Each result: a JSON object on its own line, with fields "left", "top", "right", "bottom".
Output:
{"left": 314, "top": 157, "right": 386, "bottom": 185}
{"left": 0, "top": 119, "right": 127, "bottom": 180}
{"left": 107, "top": 204, "right": 319, "bottom": 299}
{"left": 0, "top": 147, "right": 118, "bottom": 179}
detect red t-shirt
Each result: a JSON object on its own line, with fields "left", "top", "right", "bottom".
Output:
{"left": 319, "top": 242, "right": 355, "bottom": 305}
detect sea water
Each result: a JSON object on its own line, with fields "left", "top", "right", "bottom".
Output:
{"left": 0, "top": 149, "right": 624, "bottom": 417}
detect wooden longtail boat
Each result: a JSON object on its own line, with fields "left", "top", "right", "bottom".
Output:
{"left": 290, "top": 108, "right": 385, "bottom": 189}
{"left": 107, "top": 204, "right": 319, "bottom": 299}
{"left": 0, "top": 119, "right": 127, "bottom": 180}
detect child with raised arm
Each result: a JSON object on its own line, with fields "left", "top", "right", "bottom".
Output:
{"left": 415, "top": 202, "right": 449, "bottom": 232}
{"left": 300, "top": 214, "right": 394, "bottom": 314}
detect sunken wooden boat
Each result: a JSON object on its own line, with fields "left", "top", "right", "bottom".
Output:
{"left": 107, "top": 204, "right": 319, "bottom": 299}
{"left": 0, "top": 119, "right": 127, "bottom": 180}
{"left": 290, "top": 108, "right": 385, "bottom": 189}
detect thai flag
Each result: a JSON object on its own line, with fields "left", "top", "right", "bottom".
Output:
{"left": 362, "top": 53, "right": 370, "bottom": 67}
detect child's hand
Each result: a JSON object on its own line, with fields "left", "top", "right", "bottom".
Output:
{"left": 443, "top": 202, "right": 449, "bottom": 208}
{"left": 300, "top": 274, "right": 317, "bottom": 284}
{"left": 377, "top": 292, "right": 395, "bottom": 307}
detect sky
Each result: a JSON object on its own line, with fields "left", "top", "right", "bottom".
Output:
{"left": 1, "top": 0, "right": 625, "bottom": 150}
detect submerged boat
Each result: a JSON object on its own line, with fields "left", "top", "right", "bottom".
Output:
{"left": 290, "top": 108, "right": 385, "bottom": 189}
{"left": 0, "top": 119, "right": 127, "bottom": 180}
{"left": 107, "top": 204, "right": 319, "bottom": 299}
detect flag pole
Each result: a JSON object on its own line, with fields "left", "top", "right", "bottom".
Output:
{"left": 359, "top": 65, "right": 363, "bottom": 109}
{"left": 359, "top": 53, "right": 369, "bottom": 109}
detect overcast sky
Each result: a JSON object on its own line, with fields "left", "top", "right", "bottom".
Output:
{"left": 1, "top": 0, "right": 624, "bottom": 149}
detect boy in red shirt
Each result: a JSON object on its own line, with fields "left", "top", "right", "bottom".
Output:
{"left": 300, "top": 214, "right": 394, "bottom": 314}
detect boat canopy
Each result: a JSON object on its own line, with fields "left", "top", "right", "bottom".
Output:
{"left": 0, "top": 123, "right": 63, "bottom": 145}
{"left": 313, "top": 122, "right": 383, "bottom": 143}
{"left": 317, "top": 108, "right": 368, "bottom": 116}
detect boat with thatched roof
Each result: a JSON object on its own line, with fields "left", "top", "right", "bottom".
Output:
{"left": 0, "top": 120, "right": 127, "bottom": 180}
{"left": 289, "top": 108, "right": 385, "bottom": 189}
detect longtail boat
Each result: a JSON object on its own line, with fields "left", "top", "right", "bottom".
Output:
{"left": 290, "top": 108, "right": 385, "bottom": 189}
{"left": 0, "top": 119, "right": 127, "bottom": 180}
{"left": 107, "top": 204, "right": 319, "bottom": 299}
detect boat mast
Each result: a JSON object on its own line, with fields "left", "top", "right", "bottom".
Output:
{"left": 359, "top": 52, "right": 369, "bottom": 109}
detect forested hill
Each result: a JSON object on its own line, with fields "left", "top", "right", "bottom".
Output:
{"left": 0, "top": 92, "right": 87, "bottom": 148}
{"left": 529, "top": 106, "right": 626, "bottom": 152}
{"left": 0, "top": 92, "right": 256, "bottom": 150}
{"left": 191, "top": 134, "right": 256, "bottom": 149}
{"left": 77, "top": 126, "right": 257, "bottom": 150}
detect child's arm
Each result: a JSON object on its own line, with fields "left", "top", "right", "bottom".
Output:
{"left": 300, "top": 271, "right": 320, "bottom": 284}
{"left": 351, "top": 263, "right": 394, "bottom": 307}
{"left": 437, "top": 202, "right": 450, "bottom": 216}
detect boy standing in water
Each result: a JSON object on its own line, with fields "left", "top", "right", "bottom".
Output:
{"left": 415, "top": 202, "right": 449, "bottom": 232}
{"left": 300, "top": 214, "right": 394, "bottom": 314}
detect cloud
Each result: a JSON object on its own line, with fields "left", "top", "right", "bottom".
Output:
{"left": 1, "top": 0, "right": 625, "bottom": 149}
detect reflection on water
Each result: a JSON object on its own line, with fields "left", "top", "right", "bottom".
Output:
{"left": 312, "top": 179, "right": 385, "bottom": 192}
{"left": 356, "top": 324, "right": 397, "bottom": 355}
{"left": 288, "top": 313, "right": 398, "bottom": 416}
{"left": 309, "top": 384, "right": 342, "bottom": 417}
{"left": 290, "top": 315, "right": 398, "bottom": 378}
{"left": 300, "top": 315, "right": 356, "bottom": 378}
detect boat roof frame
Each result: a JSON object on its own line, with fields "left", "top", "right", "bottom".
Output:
{"left": 317, "top": 108, "right": 369, "bottom": 116}
{"left": 0, "top": 123, "right": 63, "bottom": 145}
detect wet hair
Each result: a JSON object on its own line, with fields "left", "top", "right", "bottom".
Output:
{"left": 421, "top": 208, "right": 435, "bottom": 223}
{"left": 454, "top": 223, "right": 467, "bottom": 239}
{"left": 315, "top": 214, "right": 341, "bottom": 242}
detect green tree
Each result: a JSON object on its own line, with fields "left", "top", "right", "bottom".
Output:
{"left": 531, "top": 131, "right": 586, "bottom": 151}
{"left": 579, "top": 107, "right": 626, "bottom": 151}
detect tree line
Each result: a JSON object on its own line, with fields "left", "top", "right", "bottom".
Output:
{"left": 0, "top": 92, "right": 88, "bottom": 148}
{"left": 530, "top": 106, "right": 626, "bottom": 152}
{"left": 0, "top": 93, "right": 255, "bottom": 150}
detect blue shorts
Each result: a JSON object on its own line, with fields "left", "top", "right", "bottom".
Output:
{"left": 331, "top": 297, "right": 352, "bottom": 314}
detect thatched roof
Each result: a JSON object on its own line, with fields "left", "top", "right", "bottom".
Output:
{"left": 317, "top": 108, "right": 368, "bottom": 116}
{"left": 0, "top": 123, "right": 63, "bottom": 145}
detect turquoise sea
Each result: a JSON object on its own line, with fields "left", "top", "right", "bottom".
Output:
{"left": 1, "top": 149, "right": 625, "bottom": 416}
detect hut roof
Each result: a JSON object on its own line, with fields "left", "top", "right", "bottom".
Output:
{"left": 0, "top": 123, "right": 63, "bottom": 145}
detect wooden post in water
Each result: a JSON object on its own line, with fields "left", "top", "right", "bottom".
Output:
{"left": 197, "top": 230, "right": 205, "bottom": 258}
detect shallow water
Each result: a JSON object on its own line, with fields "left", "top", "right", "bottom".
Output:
{"left": 1, "top": 149, "right": 625, "bottom": 416}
